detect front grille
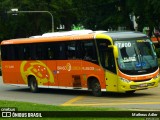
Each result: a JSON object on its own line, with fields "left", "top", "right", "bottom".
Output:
{"left": 132, "top": 79, "right": 151, "bottom": 82}
{"left": 130, "top": 82, "right": 155, "bottom": 89}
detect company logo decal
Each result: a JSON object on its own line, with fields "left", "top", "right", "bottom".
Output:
{"left": 57, "top": 63, "right": 71, "bottom": 71}
{"left": 20, "top": 61, "right": 54, "bottom": 85}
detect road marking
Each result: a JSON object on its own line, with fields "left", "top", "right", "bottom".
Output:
{"left": 61, "top": 96, "right": 85, "bottom": 106}
{"left": 62, "top": 102, "right": 160, "bottom": 106}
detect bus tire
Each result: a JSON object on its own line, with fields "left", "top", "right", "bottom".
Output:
{"left": 91, "top": 80, "right": 102, "bottom": 97}
{"left": 29, "top": 77, "right": 38, "bottom": 93}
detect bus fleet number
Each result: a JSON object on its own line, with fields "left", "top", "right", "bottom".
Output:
{"left": 115, "top": 42, "right": 131, "bottom": 48}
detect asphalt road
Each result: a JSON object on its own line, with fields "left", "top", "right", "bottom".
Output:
{"left": 0, "top": 76, "right": 160, "bottom": 110}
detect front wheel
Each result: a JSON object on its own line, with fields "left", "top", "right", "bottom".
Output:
{"left": 29, "top": 77, "right": 38, "bottom": 93}
{"left": 91, "top": 80, "right": 102, "bottom": 97}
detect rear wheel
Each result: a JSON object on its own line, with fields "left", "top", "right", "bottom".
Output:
{"left": 29, "top": 77, "right": 38, "bottom": 93}
{"left": 91, "top": 80, "right": 102, "bottom": 97}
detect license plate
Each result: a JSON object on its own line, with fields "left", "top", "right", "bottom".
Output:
{"left": 139, "top": 83, "right": 148, "bottom": 87}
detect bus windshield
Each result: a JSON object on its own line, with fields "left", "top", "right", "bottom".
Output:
{"left": 115, "top": 39, "right": 158, "bottom": 74}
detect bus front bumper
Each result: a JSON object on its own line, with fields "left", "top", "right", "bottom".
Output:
{"left": 118, "top": 77, "right": 160, "bottom": 92}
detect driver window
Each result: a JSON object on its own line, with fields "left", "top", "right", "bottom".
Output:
{"left": 97, "top": 39, "right": 116, "bottom": 73}
{"left": 105, "top": 48, "right": 116, "bottom": 73}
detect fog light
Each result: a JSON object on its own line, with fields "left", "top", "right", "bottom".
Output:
{"left": 147, "top": 82, "right": 155, "bottom": 86}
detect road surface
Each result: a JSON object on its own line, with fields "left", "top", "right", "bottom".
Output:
{"left": 0, "top": 76, "right": 160, "bottom": 110}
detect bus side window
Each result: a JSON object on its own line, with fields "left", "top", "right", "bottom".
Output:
{"left": 97, "top": 39, "right": 116, "bottom": 73}
{"left": 75, "top": 41, "right": 83, "bottom": 59}
{"left": 66, "top": 41, "right": 76, "bottom": 59}
{"left": 35, "top": 44, "right": 44, "bottom": 60}
{"left": 1, "top": 46, "right": 7, "bottom": 60}
{"left": 23, "top": 45, "right": 31, "bottom": 60}
{"left": 82, "top": 40, "right": 98, "bottom": 64}
{"left": 106, "top": 48, "right": 116, "bottom": 73}
{"left": 8, "top": 45, "right": 15, "bottom": 60}
{"left": 15, "top": 45, "right": 25, "bottom": 60}
{"left": 1, "top": 45, "right": 14, "bottom": 60}
{"left": 43, "top": 42, "right": 60, "bottom": 60}
{"left": 59, "top": 43, "right": 66, "bottom": 60}
{"left": 47, "top": 48, "right": 53, "bottom": 59}
{"left": 30, "top": 45, "right": 37, "bottom": 60}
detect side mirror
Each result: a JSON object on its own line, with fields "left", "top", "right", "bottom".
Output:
{"left": 108, "top": 45, "right": 119, "bottom": 58}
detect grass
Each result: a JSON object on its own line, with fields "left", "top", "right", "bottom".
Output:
{"left": 0, "top": 100, "right": 119, "bottom": 111}
{"left": 0, "top": 100, "right": 146, "bottom": 120}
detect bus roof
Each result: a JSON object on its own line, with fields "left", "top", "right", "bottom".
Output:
{"left": 1, "top": 30, "right": 148, "bottom": 45}
{"left": 1, "top": 30, "right": 95, "bottom": 45}
{"left": 103, "top": 31, "right": 148, "bottom": 40}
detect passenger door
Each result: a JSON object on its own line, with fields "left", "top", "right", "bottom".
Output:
{"left": 105, "top": 48, "right": 118, "bottom": 92}
{"left": 97, "top": 39, "right": 118, "bottom": 92}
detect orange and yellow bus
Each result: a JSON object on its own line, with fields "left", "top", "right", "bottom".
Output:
{"left": 1, "top": 30, "right": 159, "bottom": 96}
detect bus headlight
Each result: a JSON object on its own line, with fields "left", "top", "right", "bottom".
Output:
{"left": 120, "top": 77, "right": 131, "bottom": 83}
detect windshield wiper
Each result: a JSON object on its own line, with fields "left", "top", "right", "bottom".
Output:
{"left": 134, "top": 46, "right": 149, "bottom": 69}
{"left": 141, "top": 54, "right": 153, "bottom": 69}
{"left": 137, "top": 47, "right": 153, "bottom": 69}
{"left": 134, "top": 46, "right": 141, "bottom": 64}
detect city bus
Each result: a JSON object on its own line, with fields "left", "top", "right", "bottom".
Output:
{"left": 1, "top": 30, "right": 159, "bottom": 96}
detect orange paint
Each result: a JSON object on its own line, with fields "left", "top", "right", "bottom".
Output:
{"left": 118, "top": 68, "right": 159, "bottom": 81}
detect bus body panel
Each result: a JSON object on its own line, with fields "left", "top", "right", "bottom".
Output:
{"left": 105, "top": 71, "right": 118, "bottom": 92}
{"left": 2, "top": 59, "right": 106, "bottom": 90}
{"left": 2, "top": 61, "right": 23, "bottom": 84}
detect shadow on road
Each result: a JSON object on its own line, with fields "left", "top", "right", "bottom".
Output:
{"left": 7, "top": 87, "right": 155, "bottom": 98}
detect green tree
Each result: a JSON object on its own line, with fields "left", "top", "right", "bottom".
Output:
{"left": 1, "top": 0, "right": 160, "bottom": 41}
{"left": 0, "top": 0, "right": 76, "bottom": 40}
{"left": 126, "top": 0, "right": 160, "bottom": 35}
{"left": 51, "top": 0, "right": 77, "bottom": 30}
{"left": 72, "top": 0, "right": 132, "bottom": 30}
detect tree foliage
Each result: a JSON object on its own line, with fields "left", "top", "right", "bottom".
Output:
{"left": 126, "top": 0, "right": 160, "bottom": 33}
{"left": 0, "top": 0, "right": 160, "bottom": 41}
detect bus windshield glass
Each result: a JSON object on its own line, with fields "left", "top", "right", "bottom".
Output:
{"left": 115, "top": 39, "right": 158, "bottom": 74}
